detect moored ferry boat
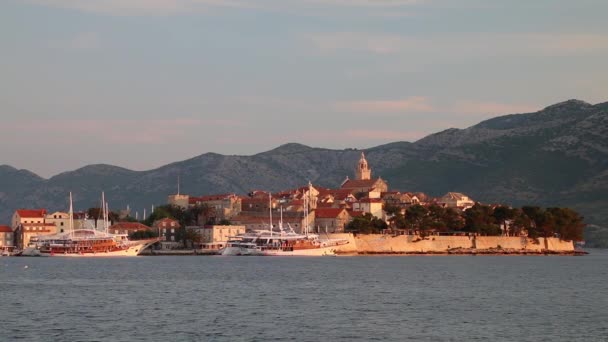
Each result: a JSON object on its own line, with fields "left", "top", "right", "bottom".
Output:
{"left": 221, "top": 183, "right": 349, "bottom": 256}
{"left": 32, "top": 230, "right": 157, "bottom": 257}
{"left": 220, "top": 229, "right": 348, "bottom": 256}
{"left": 28, "top": 192, "right": 158, "bottom": 257}
{"left": 220, "top": 240, "right": 264, "bottom": 256}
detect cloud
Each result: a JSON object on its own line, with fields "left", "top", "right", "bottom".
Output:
{"left": 334, "top": 97, "right": 539, "bottom": 116}
{"left": 451, "top": 101, "right": 539, "bottom": 115}
{"left": 26, "top": 0, "right": 424, "bottom": 15}
{"left": 1, "top": 118, "right": 207, "bottom": 145}
{"left": 343, "top": 129, "right": 425, "bottom": 141}
{"left": 306, "top": 31, "right": 608, "bottom": 56}
{"left": 48, "top": 32, "right": 101, "bottom": 50}
{"left": 307, "top": 32, "right": 404, "bottom": 55}
{"left": 335, "top": 96, "right": 434, "bottom": 113}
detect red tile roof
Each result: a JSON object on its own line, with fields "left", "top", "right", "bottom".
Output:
{"left": 193, "top": 194, "right": 235, "bottom": 202}
{"left": 16, "top": 209, "right": 47, "bottom": 218}
{"left": 341, "top": 179, "right": 379, "bottom": 188}
{"left": 347, "top": 210, "right": 365, "bottom": 217}
{"left": 359, "top": 197, "right": 383, "bottom": 203}
{"left": 153, "top": 218, "right": 180, "bottom": 228}
{"left": 314, "top": 208, "right": 347, "bottom": 219}
{"left": 0, "top": 225, "right": 12, "bottom": 233}
{"left": 109, "top": 222, "right": 151, "bottom": 231}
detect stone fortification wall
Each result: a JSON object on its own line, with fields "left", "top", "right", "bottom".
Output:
{"left": 324, "top": 233, "right": 358, "bottom": 253}
{"left": 353, "top": 235, "right": 473, "bottom": 253}
{"left": 327, "top": 234, "right": 574, "bottom": 254}
{"left": 474, "top": 236, "right": 544, "bottom": 251}
{"left": 545, "top": 237, "right": 575, "bottom": 251}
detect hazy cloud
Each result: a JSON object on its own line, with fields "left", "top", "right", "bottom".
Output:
{"left": 451, "top": 101, "right": 539, "bottom": 116}
{"left": 343, "top": 129, "right": 425, "bottom": 141}
{"left": 26, "top": 0, "right": 423, "bottom": 15}
{"left": 1, "top": 119, "right": 204, "bottom": 145}
{"left": 335, "top": 97, "right": 539, "bottom": 116}
{"left": 335, "top": 97, "right": 434, "bottom": 113}
{"left": 307, "top": 32, "right": 608, "bottom": 56}
{"left": 48, "top": 32, "right": 101, "bottom": 50}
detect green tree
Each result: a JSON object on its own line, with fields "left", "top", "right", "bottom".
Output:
{"left": 492, "top": 205, "right": 515, "bottom": 235}
{"left": 424, "top": 204, "right": 449, "bottom": 232}
{"left": 463, "top": 203, "right": 500, "bottom": 235}
{"left": 129, "top": 229, "right": 158, "bottom": 240}
{"left": 183, "top": 228, "right": 202, "bottom": 248}
{"left": 384, "top": 204, "right": 401, "bottom": 216}
{"left": 510, "top": 208, "right": 533, "bottom": 237}
{"left": 404, "top": 204, "right": 428, "bottom": 232}
{"left": 345, "top": 213, "right": 387, "bottom": 234}
{"left": 443, "top": 208, "right": 465, "bottom": 231}
{"left": 521, "top": 206, "right": 543, "bottom": 238}
{"left": 546, "top": 207, "right": 585, "bottom": 241}
{"left": 388, "top": 213, "right": 407, "bottom": 229}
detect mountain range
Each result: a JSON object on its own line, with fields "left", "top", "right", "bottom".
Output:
{"left": 1, "top": 99, "right": 607, "bottom": 247}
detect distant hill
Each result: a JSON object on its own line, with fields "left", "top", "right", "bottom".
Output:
{"left": 1, "top": 99, "right": 607, "bottom": 246}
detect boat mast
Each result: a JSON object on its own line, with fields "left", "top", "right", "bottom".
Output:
{"left": 101, "top": 191, "right": 106, "bottom": 232}
{"left": 103, "top": 194, "right": 109, "bottom": 235}
{"left": 69, "top": 192, "right": 74, "bottom": 237}
{"left": 269, "top": 192, "right": 273, "bottom": 237}
{"left": 303, "top": 191, "right": 308, "bottom": 236}
{"left": 279, "top": 206, "right": 283, "bottom": 233}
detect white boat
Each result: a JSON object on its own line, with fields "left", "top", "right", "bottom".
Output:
{"left": 222, "top": 184, "right": 349, "bottom": 256}
{"left": 229, "top": 229, "right": 346, "bottom": 256}
{"left": 33, "top": 192, "right": 158, "bottom": 257}
{"left": 219, "top": 240, "right": 264, "bottom": 256}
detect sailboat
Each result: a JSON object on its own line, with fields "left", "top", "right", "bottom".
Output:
{"left": 220, "top": 183, "right": 349, "bottom": 256}
{"left": 32, "top": 192, "right": 158, "bottom": 257}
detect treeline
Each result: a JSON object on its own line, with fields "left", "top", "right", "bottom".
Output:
{"left": 346, "top": 203, "right": 584, "bottom": 241}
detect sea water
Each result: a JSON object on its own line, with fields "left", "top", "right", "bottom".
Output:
{"left": 1, "top": 251, "right": 607, "bottom": 341}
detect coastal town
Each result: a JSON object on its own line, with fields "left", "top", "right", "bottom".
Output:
{"left": 0, "top": 153, "right": 583, "bottom": 256}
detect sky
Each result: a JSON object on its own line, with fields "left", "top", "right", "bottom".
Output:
{"left": 1, "top": 0, "right": 607, "bottom": 178}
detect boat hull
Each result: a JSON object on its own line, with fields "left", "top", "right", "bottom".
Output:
{"left": 219, "top": 246, "right": 264, "bottom": 256}
{"left": 43, "top": 239, "right": 157, "bottom": 257}
{"left": 263, "top": 245, "right": 338, "bottom": 256}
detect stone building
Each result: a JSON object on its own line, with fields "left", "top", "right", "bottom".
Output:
{"left": 109, "top": 222, "right": 152, "bottom": 236}
{"left": 437, "top": 192, "right": 475, "bottom": 209}
{"left": 152, "top": 218, "right": 180, "bottom": 242}
{"left": 12, "top": 209, "right": 58, "bottom": 249}
{"left": 0, "top": 225, "right": 14, "bottom": 251}
{"left": 340, "top": 152, "right": 388, "bottom": 194}
{"left": 188, "top": 193, "right": 242, "bottom": 220}
{"left": 313, "top": 208, "right": 351, "bottom": 233}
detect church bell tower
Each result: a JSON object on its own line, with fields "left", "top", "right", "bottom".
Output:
{"left": 355, "top": 152, "right": 371, "bottom": 180}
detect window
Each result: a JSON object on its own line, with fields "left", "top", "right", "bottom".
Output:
{"left": 171, "top": 222, "right": 176, "bottom": 227}
{"left": 171, "top": 229, "right": 175, "bottom": 233}
{"left": 170, "top": 236, "right": 175, "bottom": 241}
{"left": 60, "top": 222, "right": 64, "bottom": 226}
{"left": 162, "top": 229, "right": 166, "bottom": 234}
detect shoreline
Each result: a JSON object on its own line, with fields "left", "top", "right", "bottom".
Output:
{"left": 137, "top": 249, "right": 588, "bottom": 256}
{"left": 340, "top": 249, "right": 588, "bottom": 256}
